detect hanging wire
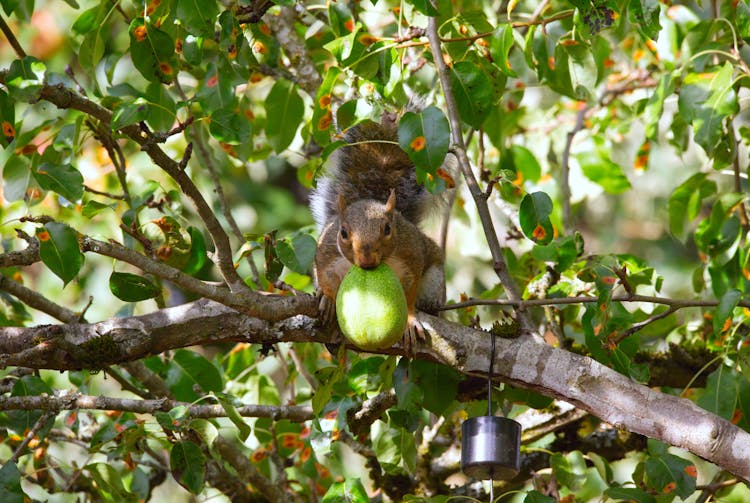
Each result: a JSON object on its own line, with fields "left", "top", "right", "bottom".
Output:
{"left": 487, "top": 331, "right": 496, "bottom": 417}
{"left": 488, "top": 331, "right": 496, "bottom": 502}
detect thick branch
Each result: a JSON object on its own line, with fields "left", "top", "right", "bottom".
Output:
{"left": 1, "top": 232, "right": 317, "bottom": 321}
{"left": 0, "top": 301, "right": 748, "bottom": 479}
{"left": 0, "top": 298, "right": 324, "bottom": 370}
{"left": 417, "top": 315, "right": 750, "bottom": 481}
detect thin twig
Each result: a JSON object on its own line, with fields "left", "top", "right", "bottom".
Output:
{"left": 440, "top": 293, "right": 749, "bottom": 310}
{"left": 0, "top": 14, "right": 27, "bottom": 58}
{"left": 173, "top": 79, "right": 261, "bottom": 283}
{"left": 560, "top": 103, "right": 587, "bottom": 231}
{"left": 6, "top": 411, "right": 55, "bottom": 465}
{"left": 426, "top": 16, "right": 531, "bottom": 334}
{"left": 0, "top": 275, "right": 83, "bottom": 323}
{"left": 614, "top": 306, "right": 679, "bottom": 344}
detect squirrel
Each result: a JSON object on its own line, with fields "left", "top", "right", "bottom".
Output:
{"left": 310, "top": 115, "right": 447, "bottom": 352}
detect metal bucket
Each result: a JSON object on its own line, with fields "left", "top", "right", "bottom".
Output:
{"left": 461, "top": 415, "right": 521, "bottom": 480}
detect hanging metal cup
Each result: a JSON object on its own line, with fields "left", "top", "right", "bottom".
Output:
{"left": 461, "top": 415, "right": 521, "bottom": 480}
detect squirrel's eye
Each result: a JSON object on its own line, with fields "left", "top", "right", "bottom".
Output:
{"left": 340, "top": 227, "right": 349, "bottom": 240}
{"left": 384, "top": 223, "right": 391, "bottom": 236}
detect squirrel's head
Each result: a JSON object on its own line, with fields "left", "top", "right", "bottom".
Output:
{"left": 337, "top": 190, "right": 397, "bottom": 269}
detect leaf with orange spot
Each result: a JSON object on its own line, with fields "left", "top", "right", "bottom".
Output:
{"left": 398, "top": 106, "right": 450, "bottom": 176}
{"left": 519, "top": 192, "right": 554, "bottom": 245}
{"left": 37, "top": 222, "right": 84, "bottom": 286}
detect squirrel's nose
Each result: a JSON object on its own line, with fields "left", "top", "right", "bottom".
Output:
{"left": 356, "top": 256, "right": 379, "bottom": 269}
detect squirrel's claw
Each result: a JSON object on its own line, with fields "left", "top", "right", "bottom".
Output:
{"left": 317, "top": 292, "right": 337, "bottom": 325}
{"left": 403, "top": 314, "right": 427, "bottom": 357}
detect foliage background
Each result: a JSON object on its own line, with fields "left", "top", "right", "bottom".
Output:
{"left": 1, "top": 0, "right": 750, "bottom": 502}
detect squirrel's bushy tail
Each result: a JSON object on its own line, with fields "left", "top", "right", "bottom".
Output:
{"left": 310, "top": 120, "right": 434, "bottom": 230}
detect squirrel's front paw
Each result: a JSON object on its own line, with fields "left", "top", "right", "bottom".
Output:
{"left": 317, "top": 292, "right": 337, "bottom": 325}
{"left": 403, "top": 314, "right": 427, "bottom": 356}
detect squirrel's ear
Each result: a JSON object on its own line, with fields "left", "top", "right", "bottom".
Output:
{"left": 338, "top": 194, "right": 348, "bottom": 214}
{"left": 385, "top": 189, "right": 396, "bottom": 212}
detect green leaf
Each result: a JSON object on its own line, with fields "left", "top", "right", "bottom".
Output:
{"left": 86, "top": 463, "right": 135, "bottom": 502}
{"left": 170, "top": 440, "right": 206, "bottom": 494}
{"left": 588, "top": 452, "right": 613, "bottom": 483}
{"left": 79, "top": 30, "right": 106, "bottom": 73}
{"left": 144, "top": 82, "right": 177, "bottom": 132}
{"left": 321, "top": 478, "right": 370, "bottom": 503}
{"left": 72, "top": 4, "right": 103, "bottom": 34}
{"left": 37, "top": 222, "right": 84, "bottom": 286}
{"left": 0, "top": 462, "right": 27, "bottom": 503}
{"left": 0, "top": 89, "right": 15, "bottom": 147}
{"left": 604, "top": 486, "right": 656, "bottom": 503}
{"left": 276, "top": 233, "right": 316, "bottom": 274}
{"left": 644, "top": 453, "right": 697, "bottom": 499}
{"left": 668, "top": 173, "right": 716, "bottom": 238}
{"left": 491, "top": 24, "right": 517, "bottom": 77}
{"left": 550, "top": 451, "right": 587, "bottom": 491}
{"left": 628, "top": 0, "right": 661, "bottom": 40}
{"left": 265, "top": 79, "right": 304, "bottom": 153}
{"left": 449, "top": 61, "right": 494, "bottom": 129}
{"left": 312, "top": 366, "right": 345, "bottom": 415}
{"left": 111, "top": 100, "right": 150, "bottom": 131}
{"left": 508, "top": 145, "right": 542, "bottom": 183}
{"left": 214, "top": 392, "right": 252, "bottom": 441}
{"left": 166, "top": 349, "right": 224, "bottom": 401}
{"left": 678, "top": 63, "right": 738, "bottom": 155}
{"left": 524, "top": 490, "right": 556, "bottom": 503}
{"left": 109, "top": 272, "right": 160, "bottom": 302}
{"left": 5, "top": 57, "right": 45, "bottom": 101}
{"left": 128, "top": 18, "right": 176, "bottom": 83}
{"left": 644, "top": 73, "right": 675, "bottom": 140}
{"left": 32, "top": 162, "right": 84, "bottom": 202}
{"left": 698, "top": 366, "right": 738, "bottom": 420}
{"left": 209, "top": 107, "right": 252, "bottom": 145}
{"left": 519, "top": 192, "right": 554, "bottom": 245}
{"left": 81, "top": 200, "right": 114, "bottom": 218}
{"left": 393, "top": 358, "right": 423, "bottom": 413}
{"left": 561, "top": 40, "right": 597, "bottom": 100}
{"left": 373, "top": 423, "right": 417, "bottom": 474}
{"left": 176, "top": 0, "right": 218, "bottom": 37}
{"left": 577, "top": 149, "right": 631, "bottom": 194}
{"left": 312, "top": 68, "right": 341, "bottom": 144}
{"left": 407, "top": 360, "right": 461, "bottom": 415}
{"left": 183, "top": 227, "right": 208, "bottom": 276}
{"left": 0, "top": 376, "right": 53, "bottom": 436}
{"left": 398, "top": 106, "right": 450, "bottom": 173}
{"left": 714, "top": 288, "right": 742, "bottom": 335}
{"left": 2, "top": 155, "right": 33, "bottom": 202}
{"left": 408, "top": 0, "right": 439, "bottom": 17}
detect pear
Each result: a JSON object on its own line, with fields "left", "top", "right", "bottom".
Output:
{"left": 336, "top": 263, "right": 408, "bottom": 350}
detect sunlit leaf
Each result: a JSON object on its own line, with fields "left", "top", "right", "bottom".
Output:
{"left": 321, "top": 478, "right": 369, "bottom": 503}
{"left": 265, "top": 79, "right": 304, "bottom": 153}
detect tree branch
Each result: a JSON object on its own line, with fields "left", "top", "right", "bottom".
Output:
{"left": 18, "top": 78, "right": 245, "bottom": 291}
{"left": 0, "top": 392, "right": 313, "bottom": 422}
{"left": 426, "top": 17, "right": 531, "bottom": 333}
{"left": 1, "top": 300, "right": 748, "bottom": 480}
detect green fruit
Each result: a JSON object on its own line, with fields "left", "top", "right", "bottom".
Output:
{"left": 336, "top": 263, "right": 408, "bottom": 350}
